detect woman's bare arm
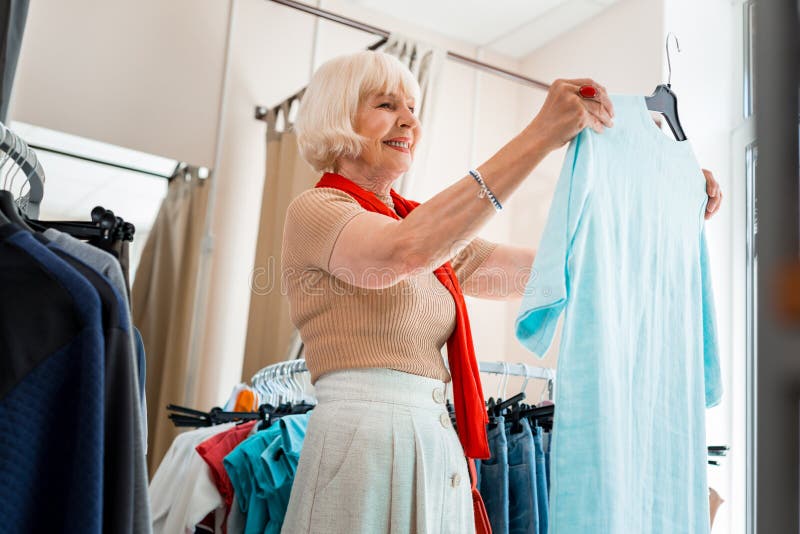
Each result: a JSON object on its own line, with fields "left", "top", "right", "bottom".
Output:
{"left": 329, "top": 79, "right": 615, "bottom": 289}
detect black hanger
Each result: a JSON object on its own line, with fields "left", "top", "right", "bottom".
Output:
{"left": 490, "top": 392, "right": 526, "bottom": 419}
{"left": 506, "top": 402, "right": 525, "bottom": 435}
{"left": 26, "top": 206, "right": 135, "bottom": 252}
{"left": 645, "top": 33, "right": 687, "bottom": 141}
{"left": 0, "top": 190, "right": 35, "bottom": 231}
{"left": 707, "top": 445, "right": 729, "bottom": 457}
{"left": 166, "top": 403, "right": 261, "bottom": 428}
{"left": 519, "top": 403, "right": 555, "bottom": 433}
{"left": 645, "top": 85, "right": 686, "bottom": 141}
{"left": 257, "top": 400, "right": 316, "bottom": 430}
{"left": 0, "top": 195, "right": 9, "bottom": 224}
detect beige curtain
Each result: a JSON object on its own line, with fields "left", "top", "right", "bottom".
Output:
{"left": 241, "top": 101, "right": 318, "bottom": 382}
{"left": 241, "top": 35, "right": 445, "bottom": 382}
{"left": 131, "top": 166, "right": 210, "bottom": 476}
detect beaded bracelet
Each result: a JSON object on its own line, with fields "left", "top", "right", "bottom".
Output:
{"left": 468, "top": 169, "right": 503, "bottom": 212}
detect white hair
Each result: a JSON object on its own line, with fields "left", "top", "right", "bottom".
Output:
{"left": 294, "top": 51, "right": 422, "bottom": 173}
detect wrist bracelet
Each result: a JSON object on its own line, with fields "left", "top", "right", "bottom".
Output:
{"left": 468, "top": 169, "right": 503, "bottom": 212}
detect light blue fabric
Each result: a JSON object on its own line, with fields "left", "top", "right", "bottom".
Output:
{"left": 515, "top": 95, "right": 722, "bottom": 534}
{"left": 506, "top": 418, "right": 538, "bottom": 534}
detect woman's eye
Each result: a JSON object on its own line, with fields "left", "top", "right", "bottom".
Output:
{"left": 409, "top": 107, "right": 416, "bottom": 114}
{"left": 378, "top": 102, "right": 393, "bottom": 109}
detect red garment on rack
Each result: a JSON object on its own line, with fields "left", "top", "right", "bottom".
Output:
{"left": 195, "top": 421, "right": 258, "bottom": 533}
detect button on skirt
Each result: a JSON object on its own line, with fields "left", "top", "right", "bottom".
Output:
{"left": 281, "top": 368, "right": 475, "bottom": 534}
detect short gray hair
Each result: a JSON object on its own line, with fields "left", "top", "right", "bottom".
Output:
{"left": 295, "top": 51, "right": 421, "bottom": 173}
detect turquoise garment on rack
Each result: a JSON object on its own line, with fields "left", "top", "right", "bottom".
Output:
{"left": 224, "top": 412, "right": 311, "bottom": 534}
{"left": 515, "top": 95, "right": 722, "bottom": 534}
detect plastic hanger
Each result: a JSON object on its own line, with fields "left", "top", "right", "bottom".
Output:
{"left": 645, "top": 33, "right": 687, "bottom": 141}
{"left": 0, "top": 140, "right": 35, "bottom": 230}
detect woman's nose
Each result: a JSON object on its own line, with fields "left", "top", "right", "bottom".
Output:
{"left": 398, "top": 109, "right": 420, "bottom": 129}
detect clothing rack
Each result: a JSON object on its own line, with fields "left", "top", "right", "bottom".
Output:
{"left": 27, "top": 143, "right": 210, "bottom": 182}
{"left": 251, "top": 359, "right": 556, "bottom": 399}
{"left": 254, "top": 0, "right": 551, "bottom": 122}
{"left": 0, "top": 121, "right": 45, "bottom": 218}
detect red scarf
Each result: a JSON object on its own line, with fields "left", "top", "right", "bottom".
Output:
{"left": 316, "top": 172, "right": 490, "bottom": 459}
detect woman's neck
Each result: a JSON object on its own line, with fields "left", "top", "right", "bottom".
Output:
{"left": 335, "top": 160, "right": 398, "bottom": 198}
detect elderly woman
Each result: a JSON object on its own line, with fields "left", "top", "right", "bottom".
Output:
{"left": 280, "top": 51, "right": 722, "bottom": 533}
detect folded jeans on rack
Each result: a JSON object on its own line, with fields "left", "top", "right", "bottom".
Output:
{"left": 507, "top": 417, "right": 538, "bottom": 534}
{"left": 533, "top": 425, "right": 549, "bottom": 534}
{"left": 480, "top": 415, "right": 509, "bottom": 534}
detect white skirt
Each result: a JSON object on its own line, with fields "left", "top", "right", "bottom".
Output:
{"left": 281, "top": 368, "right": 475, "bottom": 534}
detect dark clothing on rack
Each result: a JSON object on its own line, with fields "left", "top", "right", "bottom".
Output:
{"left": 35, "top": 233, "right": 141, "bottom": 534}
{"left": 0, "top": 223, "right": 152, "bottom": 534}
{"left": 110, "top": 238, "right": 132, "bottom": 299}
{"left": 134, "top": 326, "right": 147, "bottom": 407}
{"left": 44, "top": 228, "right": 146, "bottom": 417}
{"left": 0, "top": 223, "right": 105, "bottom": 533}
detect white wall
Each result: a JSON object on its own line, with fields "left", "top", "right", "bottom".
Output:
{"left": 9, "top": 0, "right": 230, "bottom": 168}
{"left": 662, "top": 2, "right": 739, "bottom": 532}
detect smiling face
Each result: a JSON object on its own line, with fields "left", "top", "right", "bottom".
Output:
{"left": 350, "top": 91, "right": 421, "bottom": 178}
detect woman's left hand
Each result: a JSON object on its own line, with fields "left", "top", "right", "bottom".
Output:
{"left": 702, "top": 169, "right": 723, "bottom": 220}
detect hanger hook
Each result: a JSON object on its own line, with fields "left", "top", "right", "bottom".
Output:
{"left": 0, "top": 128, "right": 11, "bottom": 179}
{"left": 8, "top": 142, "right": 30, "bottom": 196}
{"left": 541, "top": 368, "right": 555, "bottom": 402}
{"left": 2, "top": 135, "right": 20, "bottom": 189}
{"left": 5, "top": 137, "right": 25, "bottom": 192}
{"left": 666, "top": 32, "right": 681, "bottom": 86}
{"left": 17, "top": 147, "right": 37, "bottom": 202}
{"left": 520, "top": 363, "right": 531, "bottom": 394}
{"left": 502, "top": 362, "right": 510, "bottom": 400}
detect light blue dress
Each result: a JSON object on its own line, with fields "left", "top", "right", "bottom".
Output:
{"left": 515, "top": 95, "right": 723, "bottom": 534}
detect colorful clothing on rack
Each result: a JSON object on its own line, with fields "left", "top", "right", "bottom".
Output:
{"left": 515, "top": 95, "right": 723, "bottom": 533}
{"left": 150, "top": 423, "right": 236, "bottom": 534}
{"left": 224, "top": 412, "right": 311, "bottom": 534}
{"left": 196, "top": 420, "right": 259, "bottom": 533}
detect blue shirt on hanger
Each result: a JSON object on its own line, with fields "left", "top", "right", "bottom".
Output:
{"left": 515, "top": 95, "right": 722, "bottom": 534}
{"left": 0, "top": 225, "right": 105, "bottom": 533}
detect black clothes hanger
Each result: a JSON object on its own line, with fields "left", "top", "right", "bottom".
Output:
{"left": 258, "top": 401, "right": 315, "bottom": 430}
{"left": 0, "top": 189, "right": 35, "bottom": 231}
{"left": 27, "top": 206, "right": 136, "bottom": 253}
{"left": 645, "top": 33, "right": 687, "bottom": 142}
{"left": 166, "top": 404, "right": 261, "bottom": 428}
{"left": 519, "top": 403, "right": 555, "bottom": 433}
{"left": 493, "top": 392, "right": 526, "bottom": 417}
{"left": 168, "top": 400, "right": 317, "bottom": 430}
{"left": 645, "top": 85, "right": 686, "bottom": 142}
{"left": 0, "top": 194, "right": 10, "bottom": 224}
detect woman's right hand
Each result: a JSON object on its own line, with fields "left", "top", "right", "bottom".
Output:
{"left": 527, "top": 78, "right": 615, "bottom": 152}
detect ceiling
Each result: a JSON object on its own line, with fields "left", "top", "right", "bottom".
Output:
{"left": 344, "top": 0, "right": 620, "bottom": 59}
